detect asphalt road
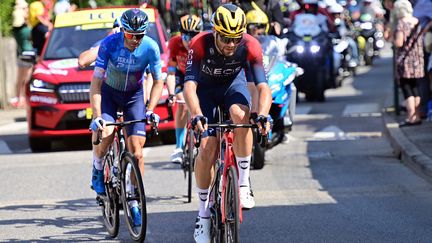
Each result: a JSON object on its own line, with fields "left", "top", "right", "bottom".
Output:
{"left": 1, "top": 47, "right": 432, "bottom": 242}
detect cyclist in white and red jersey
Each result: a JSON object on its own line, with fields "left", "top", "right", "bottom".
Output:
{"left": 183, "top": 4, "right": 272, "bottom": 243}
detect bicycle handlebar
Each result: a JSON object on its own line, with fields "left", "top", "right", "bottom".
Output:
{"left": 92, "top": 118, "right": 158, "bottom": 145}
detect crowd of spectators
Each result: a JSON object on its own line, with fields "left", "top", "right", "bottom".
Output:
{"left": 384, "top": 0, "right": 432, "bottom": 125}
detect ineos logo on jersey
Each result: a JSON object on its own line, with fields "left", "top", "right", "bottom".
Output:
{"left": 201, "top": 64, "right": 242, "bottom": 76}
{"left": 185, "top": 49, "right": 194, "bottom": 72}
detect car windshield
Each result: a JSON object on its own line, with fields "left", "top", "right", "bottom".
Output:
{"left": 43, "top": 23, "right": 163, "bottom": 60}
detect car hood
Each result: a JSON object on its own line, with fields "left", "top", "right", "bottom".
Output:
{"left": 33, "top": 58, "right": 92, "bottom": 84}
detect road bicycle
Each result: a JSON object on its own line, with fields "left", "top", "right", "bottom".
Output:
{"left": 195, "top": 111, "right": 266, "bottom": 243}
{"left": 93, "top": 114, "right": 158, "bottom": 242}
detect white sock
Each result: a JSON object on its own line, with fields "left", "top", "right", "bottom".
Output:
{"left": 93, "top": 152, "right": 103, "bottom": 170}
{"left": 196, "top": 187, "right": 210, "bottom": 218}
{"left": 129, "top": 200, "right": 138, "bottom": 208}
{"left": 236, "top": 155, "right": 251, "bottom": 188}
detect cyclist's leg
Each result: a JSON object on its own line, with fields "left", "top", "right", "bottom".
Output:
{"left": 224, "top": 71, "right": 255, "bottom": 208}
{"left": 172, "top": 73, "right": 188, "bottom": 162}
{"left": 123, "top": 86, "right": 147, "bottom": 176}
{"left": 91, "top": 83, "right": 118, "bottom": 194}
{"left": 193, "top": 84, "right": 220, "bottom": 243}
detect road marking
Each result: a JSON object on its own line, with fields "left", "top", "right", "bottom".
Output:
{"left": 0, "top": 140, "right": 12, "bottom": 154}
{"left": 0, "top": 121, "right": 27, "bottom": 134}
{"left": 296, "top": 105, "right": 312, "bottom": 115}
{"left": 342, "top": 103, "right": 380, "bottom": 116}
{"left": 310, "top": 125, "right": 352, "bottom": 141}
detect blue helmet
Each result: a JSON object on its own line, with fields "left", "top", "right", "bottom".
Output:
{"left": 120, "top": 8, "right": 149, "bottom": 33}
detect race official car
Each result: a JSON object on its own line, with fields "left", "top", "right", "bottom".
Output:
{"left": 26, "top": 7, "right": 176, "bottom": 152}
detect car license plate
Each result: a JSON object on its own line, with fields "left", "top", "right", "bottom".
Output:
{"left": 86, "top": 108, "right": 93, "bottom": 120}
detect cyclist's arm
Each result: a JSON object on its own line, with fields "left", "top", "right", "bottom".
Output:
{"left": 166, "top": 60, "right": 177, "bottom": 96}
{"left": 78, "top": 46, "right": 99, "bottom": 68}
{"left": 90, "top": 67, "right": 105, "bottom": 118}
{"left": 146, "top": 42, "right": 164, "bottom": 111}
{"left": 246, "top": 35, "right": 272, "bottom": 116}
{"left": 90, "top": 38, "right": 110, "bottom": 118}
{"left": 184, "top": 80, "right": 202, "bottom": 117}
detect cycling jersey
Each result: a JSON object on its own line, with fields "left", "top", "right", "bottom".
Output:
{"left": 168, "top": 35, "right": 188, "bottom": 74}
{"left": 96, "top": 32, "right": 162, "bottom": 91}
{"left": 184, "top": 32, "right": 267, "bottom": 137}
{"left": 184, "top": 32, "right": 267, "bottom": 86}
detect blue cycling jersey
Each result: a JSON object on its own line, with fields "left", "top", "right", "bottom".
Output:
{"left": 95, "top": 32, "right": 162, "bottom": 91}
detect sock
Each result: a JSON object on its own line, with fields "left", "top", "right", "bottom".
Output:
{"left": 129, "top": 200, "right": 138, "bottom": 208}
{"left": 93, "top": 152, "right": 103, "bottom": 170}
{"left": 196, "top": 187, "right": 210, "bottom": 218}
{"left": 236, "top": 155, "right": 251, "bottom": 188}
{"left": 175, "top": 127, "right": 186, "bottom": 149}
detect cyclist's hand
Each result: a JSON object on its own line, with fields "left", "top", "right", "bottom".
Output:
{"left": 90, "top": 117, "right": 106, "bottom": 132}
{"left": 255, "top": 114, "right": 273, "bottom": 135}
{"left": 191, "top": 115, "right": 208, "bottom": 133}
{"left": 145, "top": 110, "right": 160, "bottom": 126}
{"left": 167, "top": 94, "right": 176, "bottom": 107}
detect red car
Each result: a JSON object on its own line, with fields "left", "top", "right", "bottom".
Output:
{"left": 26, "top": 7, "right": 176, "bottom": 152}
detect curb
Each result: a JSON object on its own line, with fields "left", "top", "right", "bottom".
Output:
{"left": 382, "top": 111, "right": 432, "bottom": 183}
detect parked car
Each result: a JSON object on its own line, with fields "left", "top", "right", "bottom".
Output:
{"left": 26, "top": 7, "right": 176, "bottom": 152}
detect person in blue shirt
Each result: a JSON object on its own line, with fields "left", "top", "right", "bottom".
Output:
{"left": 88, "top": 8, "right": 164, "bottom": 227}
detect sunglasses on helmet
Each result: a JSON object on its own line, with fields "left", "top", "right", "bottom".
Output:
{"left": 217, "top": 34, "right": 242, "bottom": 45}
{"left": 124, "top": 31, "right": 145, "bottom": 40}
{"left": 181, "top": 32, "right": 199, "bottom": 42}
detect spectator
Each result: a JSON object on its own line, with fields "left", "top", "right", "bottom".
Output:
{"left": 11, "top": 0, "right": 33, "bottom": 108}
{"left": 29, "top": 0, "right": 52, "bottom": 56}
{"left": 394, "top": 0, "right": 424, "bottom": 126}
{"left": 54, "top": 0, "right": 77, "bottom": 16}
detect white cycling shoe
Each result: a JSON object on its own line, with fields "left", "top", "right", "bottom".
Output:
{"left": 240, "top": 186, "right": 255, "bottom": 209}
{"left": 194, "top": 216, "right": 211, "bottom": 243}
{"left": 170, "top": 148, "right": 183, "bottom": 164}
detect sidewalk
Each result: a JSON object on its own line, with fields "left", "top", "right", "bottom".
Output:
{"left": 0, "top": 108, "right": 26, "bottom": 126}
{"left": 383, "top": 110, "right": 432, "bottom": 182}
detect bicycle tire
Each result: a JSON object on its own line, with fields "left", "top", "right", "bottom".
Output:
{"left": 101, "top": 146, "right": 120, "bottom": 238}
{"left": 210, "top": 164, "right": 223, "bottom": 243}
{"left": 120, "top": 152, "right": 147, "bottom": 243}
{"left": 187, "top": 128, "right": 194, "bottom": 203}
{"left": 223, "top": 166, "right": 240, "bottom": 243}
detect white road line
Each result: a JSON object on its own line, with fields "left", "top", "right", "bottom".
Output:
{"left": 296, "top": 105, "right": 312, "bottom": 115}
{"left": 342, "top": 103, "right": 380, "bottom": 116}
{"left": 0, "top": 140, "right": 12, "bottom": 154}
{"left": 0, "top": 121, "right": 27, "bottom": 134}
{"left": 310, "top": 125, "right": 353, "bottom": 141}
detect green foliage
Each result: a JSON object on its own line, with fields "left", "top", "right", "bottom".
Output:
{"left": 0, "top": 0, "right": 15, "bottom": 37}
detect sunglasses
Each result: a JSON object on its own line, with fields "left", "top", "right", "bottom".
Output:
{"left": 124, "top": 31, "right": 145, "bottom": 40}
{"left": 181, "top": 32, "right": 198, "bottom": 42}
{"left": 217, "top": 34, "right": 242, "bottom": 45}
{"left": 248, "top": 24, "right": 267, "bottom": 30}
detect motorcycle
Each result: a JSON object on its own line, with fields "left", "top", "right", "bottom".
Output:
{"left": 353, "top": 13, "right": 384, "bottom": 66}
{"left": 285, "top": 13, "right": 335, "bottom": 102}
{"left": 251, "top": 35, "right": 303, "bottom": 169}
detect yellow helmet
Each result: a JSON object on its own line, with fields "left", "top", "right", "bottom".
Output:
{"left": 180, "top": 14, "right": 203, "bottom": 33}
{"left": 212, "top": 4, "right": 246, "bottom": 38}
{"left": 246, "top": 9, "right": 270, "bottom": 33}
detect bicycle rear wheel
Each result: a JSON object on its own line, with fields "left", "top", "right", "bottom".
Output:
{"left": 223, "top": 166, "right": 240, "bottom": 243}
{"left": 101, "top": 147, "right": 120, "bottom": 238}
{"left": 120, "top": 152, "right": 147, "bottom": 242}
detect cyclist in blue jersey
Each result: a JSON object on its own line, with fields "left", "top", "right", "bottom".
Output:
{"left": 88, "top": 8, "right": 164, "bottom": 227}
{"left": 183, "top": 4, "right": 272, "bottom": 243}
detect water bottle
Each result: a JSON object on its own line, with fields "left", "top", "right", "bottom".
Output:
{"left": 428, "top": 100, "right": 432, "bottom": 122}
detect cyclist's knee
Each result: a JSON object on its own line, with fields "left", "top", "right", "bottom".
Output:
{"left": 230, "top": 104, "right": 250, "bottom": 123}
{"left": 134, "top": 151, "right": 143, "bottom": 162}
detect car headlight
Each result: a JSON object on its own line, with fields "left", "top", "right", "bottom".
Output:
{"left": 310, "top": 45, "right": 320, "bottom": 53}
{"left": 30, "top": 79, "right": 56, "bottom": 93}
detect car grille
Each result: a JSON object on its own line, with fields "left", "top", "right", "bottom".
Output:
{"left": 58, "top": 83, "right": 90, "bottom": 103}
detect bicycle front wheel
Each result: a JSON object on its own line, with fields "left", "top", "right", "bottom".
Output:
{"left": 187, "top": 128, "right": 195, "bottom": 203}
{"left": 120, "top": 152, "right": 147, "bottom": 242}
{"left": 101, "top": 148, "right": 120, "bottom": 238}
{"left": 223, "top": 166, "right": 240, "bottom": 243}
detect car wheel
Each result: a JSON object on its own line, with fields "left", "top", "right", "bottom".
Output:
{"left": 29, "top": 137, "right": 51, "bottom": 152}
